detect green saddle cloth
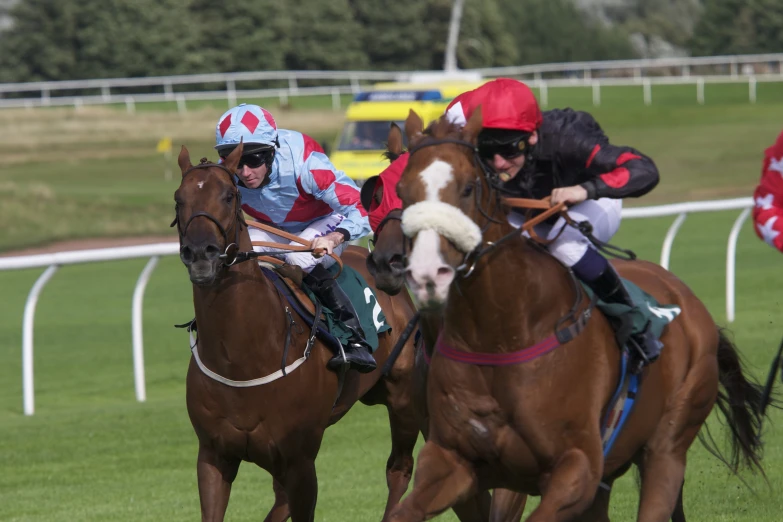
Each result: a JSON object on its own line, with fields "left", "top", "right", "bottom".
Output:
{"left": 303, "top": 263, "right": 391, "bottom": 353}
{"left": 584, "top": 278, "right": 681, "bottom": 342}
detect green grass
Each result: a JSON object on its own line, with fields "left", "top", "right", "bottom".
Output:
{"left": 1, "top": 213, "right": 783, "bottom": 520}
{"left": 112, "top": 93, "right": 357, "bottom": 113}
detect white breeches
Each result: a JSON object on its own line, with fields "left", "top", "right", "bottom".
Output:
{"left": 249, "top": 214, "right": 347, "bottom": 272}
{"left": 508, "top": 198, "right": 623, "bottom": 267}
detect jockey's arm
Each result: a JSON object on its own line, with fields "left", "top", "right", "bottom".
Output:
{"left": 577, "top": 141, "right": 660, "bottom": 200}
{"left": 299, "top": 149, "right": 371, "bottom": 249}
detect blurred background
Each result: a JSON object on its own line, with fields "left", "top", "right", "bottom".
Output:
{"left": 1, "top": 1, "right": 782, "bottom": 520}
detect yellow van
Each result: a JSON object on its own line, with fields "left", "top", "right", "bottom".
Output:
{"left": 329, "top": 81, "right": 485, "bottom": 182}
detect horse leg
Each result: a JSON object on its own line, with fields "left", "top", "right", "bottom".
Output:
{"left": 635, "top": 452, "right": 686, "bottom": 522}
{"left": 197, "top": 444, "right": 240, "bottom": 522}
{"left": 525, "top": 446, "right": 602, "bottom": 522}
{"left": 573, "top": 479, "right": 613, "bottom": 522}
{"left": 451, "top": 490, "right": 493, "bottom": 522}
{"left": 263, "top": 478, "right": 291, "bottom": 522}
{"left": 489, "top": 489, "right": 527, "bottom": 522}
{"left": 382, "top": 404, "right": 420, "bottom": 519}
{"left": 670, "top": 481, "right": 685, "bottom": 522}
{"left": 282, "top": 459, "right": 319, "bottom": 522}
{"left": 386, "top": 441, "right": 479, "bottom": 522}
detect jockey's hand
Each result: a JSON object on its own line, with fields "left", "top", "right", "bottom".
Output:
{"left": 550, "top": 185, "right": 588, "bottom": 207}
{"left": 310, "top": 232, "right": 344, "bottom": 257}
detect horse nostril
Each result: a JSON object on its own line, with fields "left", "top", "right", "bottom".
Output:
{"left": 437, "top": 266, "right": 453, "bottom": 277}
{"left": 205, "top": 244, "right": 221, "bottom": 260}
{"left": 389, "top": 254, "right": 405, "bottom": 272}
{"left": 180, "top": 246, "right": 194, "bottom": 264}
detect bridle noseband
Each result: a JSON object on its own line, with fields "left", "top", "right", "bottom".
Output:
{"left": 171, "top": 159, "right": 246, "bottom": 267}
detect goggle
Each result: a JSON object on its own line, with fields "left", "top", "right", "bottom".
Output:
{"left": 220, "top": 150, "right": 273, "bottom": 169}
{"left": 477, "top": 136, "right": 529, "bottom": 161}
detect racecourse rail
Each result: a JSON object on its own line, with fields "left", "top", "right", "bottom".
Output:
{"left": 0, "top": 197, "right": 755, "bottom": 415}
{"left": 0, "top": 53, "right": 782, "bottom": 111}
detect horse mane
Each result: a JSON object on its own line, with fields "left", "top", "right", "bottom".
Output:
{"left": 382, "top": 149, "right": 401, "bottom": 162}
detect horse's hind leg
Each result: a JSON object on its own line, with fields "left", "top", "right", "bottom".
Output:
{"left": 197, "top": 444, "right": 240, "bottom": 522}
{"left": 282, "top": 459, "right": 318, "bottom": 522}
{"left": 636, "top": 452, "right": 686, "bottom": 522}
{"left": 382, "top": 403, "right": 420, "bottom": 518}
{"left": 489, "top": 489, "right": 527, "bottom": 522}
{"left": 263, "top": 478, "right": 290, "bottom": 522}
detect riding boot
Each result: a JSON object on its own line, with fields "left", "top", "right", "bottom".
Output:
{"left": 304, "top": 264, "right": 377, "bottom": 374}
{"left": 582, "top": 261, "right": 663, "bottom": 372}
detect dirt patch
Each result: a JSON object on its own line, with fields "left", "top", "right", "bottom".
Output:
{"left": 0, "top": 235, "right": 179, "bottom": 258}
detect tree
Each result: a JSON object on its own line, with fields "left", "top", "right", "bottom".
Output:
{"left": 348, "top": 0, "right": 432, "bottom": 70}
{"left": 0, "top": 0, "right": 203, "bottom": 82}
{"left": 690, "top": 0, "right": 783, "bottom": 56}
{"left": 283, "top": 0, "right": 368, "bottom": 70}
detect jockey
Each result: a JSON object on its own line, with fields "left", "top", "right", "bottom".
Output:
{"left": 445, "top": 79, "right": 661, "bottom": 370}
{"left": 215, "top": 103, "right": 376, "bottom": 373}
{"left": 752, "top": 130, "right": 783, "bottom": 253}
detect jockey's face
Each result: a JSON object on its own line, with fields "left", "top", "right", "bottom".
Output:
{"left": 488, "top": 131, "right": 538, "bottom": 182}
{"left": 236, "top": 162, "right": 268, "bottom": 189}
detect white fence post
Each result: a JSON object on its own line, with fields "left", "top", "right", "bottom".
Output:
{"left": 660, "top": 213, "right": 688, "bottom": 269}
{"left": 726, "top": 208, "right": 751, "bottom": 322}
{"left": 226, "top": 80, "right": 237, "bottom": 108}
{"left": 176, "top": 95, "right": 187, "bottom": 114}
{"left": 643, "top": 79, "right": 652, "bottom": 106}
{"left": 132, "top": 256, "right": 160, "bottom": 403}
{"left": 696, "top": 77, "right": 705, "bottom": 105}
{"left": 331, "top": 88, "right": 341, "bottom": 111}
{"left": 23, "top": 265, "right": 59, "bottom": 416}
{"left": 749, "top": 76, "right": 757, "bottom": 103}
{"left": 539, "top": 81, "right": 548, "bottom": 108}
{"left": 125, "top": 96, "right": 135, "bottom": 114}
{"left": 592, "top": 81, "right": 601, "bottom": 107}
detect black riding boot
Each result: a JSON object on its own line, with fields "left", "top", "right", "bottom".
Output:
{"left": 584, "top": 263, "right": 663, "bottom": 372}
{"left": 304, "top": 264, "right": 377, "bottom": 374}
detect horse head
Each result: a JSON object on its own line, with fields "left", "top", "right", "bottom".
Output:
{"left": 173, "top": 143, "right": 247, "bottom": 285}
{"left": 397, "top": 107, "right": 502, "bottom": 308}
{"left": 362, "top": 123, "right": 408, "bottom": 295}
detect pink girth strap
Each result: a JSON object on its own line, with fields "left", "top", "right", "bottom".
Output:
{"left": 435, "top": 333, "right": 560, "bottom": 366}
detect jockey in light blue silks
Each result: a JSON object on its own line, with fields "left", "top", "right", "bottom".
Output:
{"left": 215, "top": 103, "right": 376, "bottom": 373}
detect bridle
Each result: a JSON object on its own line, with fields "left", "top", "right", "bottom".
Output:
{"left": 170, "top": 159, "right": 246, "bottom": 267}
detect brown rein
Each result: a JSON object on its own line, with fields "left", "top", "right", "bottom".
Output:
{"left": 245, "top": 221, "right": 344, "bottom": 277}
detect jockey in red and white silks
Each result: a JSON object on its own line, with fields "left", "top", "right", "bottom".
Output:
{"left": 215, "top": 103, "right": 371, "bottom": 272}
{"left": 215, "top": 103, "right": 376, "bottom": 373}
{"left": 753, "top": 130, "right": 783, "bottom": 253}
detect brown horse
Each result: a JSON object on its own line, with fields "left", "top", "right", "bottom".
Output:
{"left": 381, "top": 109, "right": 766, "bottom": 522}
{"left": 364, "top": 126, "right": 528, "bottom": 522}
{"left": 173, "top": 143, "right": 422, "bottom": 522}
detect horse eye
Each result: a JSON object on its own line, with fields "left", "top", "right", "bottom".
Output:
{"left": 461, "top": 184, "right": 474, "bottom": 198}
{"left": 225, "top": 192, "right": 234, "bottom": 203}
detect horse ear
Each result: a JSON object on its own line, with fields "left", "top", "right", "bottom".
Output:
{"left": 462, "top": 105, "right": 483, "bottom": 145}
{"left": 404, "top": 109, "right": 424, "bottom": 144}
{"left": 223, "top": 140, "right": 244, "bottom": 172}
{"left": 178, "top": 145, "right": 192, "bottom": 175}
{"left": 387, "top": 122, "right": 404, "bottom": 156}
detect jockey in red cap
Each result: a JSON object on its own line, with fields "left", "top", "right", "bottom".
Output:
{"left": 445, "top": 78, "right": 661, "bottom": 372}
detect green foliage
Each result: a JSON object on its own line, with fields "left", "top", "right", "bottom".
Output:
{"left": 691, "top": 0, "right": 783, "bottom": 55}
{"left": 497, "top": 0, "right": 637, "bottom": 64}
{"left": 0, "top": 0, "right": 202, "bottom": 82}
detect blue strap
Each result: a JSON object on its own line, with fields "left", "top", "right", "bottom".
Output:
{"left": 602, "top": 352, "right": 640, "bottom": 458}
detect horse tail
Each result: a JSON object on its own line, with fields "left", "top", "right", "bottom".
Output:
{"left": 699, "top": 328, "right": 767, "bottom": 475}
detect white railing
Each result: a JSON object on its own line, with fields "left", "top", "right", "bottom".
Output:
{"left": 0, "top": 197, "right": 757, "bottom": 415}
{"left": 0, "top": 52, "right": 781, "bottom": 111}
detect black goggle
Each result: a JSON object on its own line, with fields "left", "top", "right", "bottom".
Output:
{"left": 477, "top": 136, "right": 529, "bottom": 161}
{"left": 221, "top": 150, "right": 273, "bottom": 169}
